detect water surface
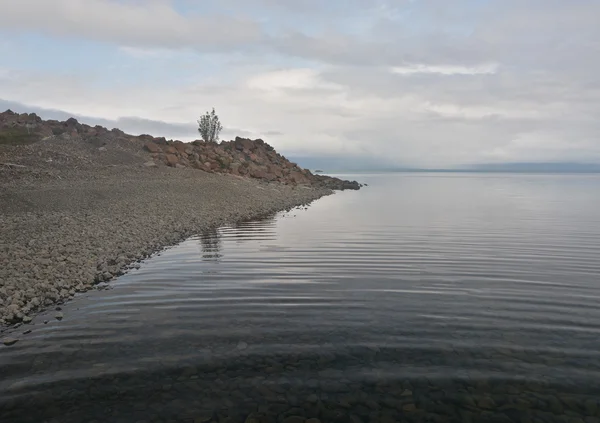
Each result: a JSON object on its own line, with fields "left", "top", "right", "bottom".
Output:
{"left": 2, "top": 173, "right": 600, "bottom": 423}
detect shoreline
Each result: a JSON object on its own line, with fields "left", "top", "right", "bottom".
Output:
{"left": 0, "top": 166, "right": 337, "bottom": 330}
{"left": 0, "top": 109, "right": 361, "bottom": 333}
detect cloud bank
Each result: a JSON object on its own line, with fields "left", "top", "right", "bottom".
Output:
{"left": 0, "top": 0, "right": 599, "bottom": 167}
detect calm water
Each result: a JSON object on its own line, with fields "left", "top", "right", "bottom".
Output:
{"left": 2, "top": 173, "right": 600, "bottom": 423}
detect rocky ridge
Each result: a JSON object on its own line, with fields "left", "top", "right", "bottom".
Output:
{"left": 0, "top": 109, "right": 360, "bottom": 190}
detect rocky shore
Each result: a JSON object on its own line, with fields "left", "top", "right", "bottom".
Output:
{"left": 0, "top": 110, "right": 360, "bottom": 327}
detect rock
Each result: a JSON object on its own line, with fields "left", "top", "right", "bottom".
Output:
{"left": 237, "top": 341, "right": 248, "bottom": 350}
{"left": 250, "top": 168, "right": 268, "bottom": 179}
{"left": 22, "top": 316, "right": 32, "bottom": 323}
{"left": 55, "top": 312, "right": 64, "bottom": 320}
{"left": 401, "top": 389, "right": 413, "bottom": 397}
{"left": 173, "top": 141, "right": 188, "bottom": 153}
{"left": 477, "top": 397, "right": 496, "bottom": 410}
{"left": 3, "top": 337, "right": 18, "bottom": 346}
{"left": 234, "top": 137, "right": 254, "bottom": 152}
{"left": 23, "top": 329, "right": 32, "bottom": 335}
{"left": 143, "top": 160, "right": 157, "bottom": 168}
{"left": 282, "top": 417, "right": 305, "bottom": 423}
{"left": 144, "top": 142, "right": 162, "bottom": 153}
{"left": 289, "top": 171, "right": 310, "bottom": 185}
{"left": 98, "top": 146, "right": 107, "bottom": 152}
{"left": 304, "top": 393, "right": 318, "bottom": 403}
{"left": 164, "top": 145, "right": 177, "bottom": 154}
{"left": 165, "top": 154, "right": 179, "bottom": 167}
{"left": 402, "top": 403, "right": 417, "bottom": 412}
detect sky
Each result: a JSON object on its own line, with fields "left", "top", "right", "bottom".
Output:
{"left": 1, "top": 0, "right": 599, "bottom": 168}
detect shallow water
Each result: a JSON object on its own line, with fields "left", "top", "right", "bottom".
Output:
{"left": 2, "top": 173, "right": 600, "bottom": 423}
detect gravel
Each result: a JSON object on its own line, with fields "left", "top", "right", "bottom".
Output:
{"left": 0, "top": 165, "right": 334, "bottom": 326}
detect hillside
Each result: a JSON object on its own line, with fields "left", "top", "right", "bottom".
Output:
{"left": 0, "top": 109, "right": 360, "bottom": 190}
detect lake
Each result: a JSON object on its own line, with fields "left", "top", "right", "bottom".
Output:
{"left": 2, "top": 173, "right": 600, "bottom": 423}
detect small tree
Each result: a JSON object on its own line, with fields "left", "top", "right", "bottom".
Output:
{"left": 197, "top": 108, "right": 223, "bottom": 143}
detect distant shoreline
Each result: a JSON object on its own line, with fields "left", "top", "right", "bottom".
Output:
{"left": 320, "top": 169, "right": 600, "bottom": 175}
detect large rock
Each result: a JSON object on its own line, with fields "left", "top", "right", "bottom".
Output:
{"left": 144, "top": 141, "right": 162, "bottom": 153}
{"left": 165, "top": 154, "right": 179, "bottom": 167}
{"left": 164, "top": 145, "right": 177, "bottom": 154}
{"left": 234, "top": 137, "right": 254, "bottom": 152}
{"left": 267, "top": 164, "right": 283, "bottom": 178}
{"left": 289, "top": 171, "right": 310, "bottom": 184}
{"left": 173, "top": 141, "right": 187, "bottom": 154}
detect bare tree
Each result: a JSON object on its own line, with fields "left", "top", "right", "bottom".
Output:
{"left": 197, "top": 108, "right": 223, "bottom": 143}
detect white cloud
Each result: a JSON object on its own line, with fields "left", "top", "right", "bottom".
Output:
{"left": 391, "top": 63, "right": 499, "bottom": 76}
{"left": 246, "top": 69, "right": 342, "bottom": 92}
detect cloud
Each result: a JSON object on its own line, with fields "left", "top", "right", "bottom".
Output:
{"left": 118, "top": 46, "right": 178, "bottom": 59}
{"left": 0, "top": 0, "right": 264, "bottom": 51}
{"left": 390, "top": 63, "right": 499, "bottom": 76}
{"left": 1, "top": 0, "right": 600, "bottom": 167}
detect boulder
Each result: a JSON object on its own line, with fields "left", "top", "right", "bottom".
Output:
{"left": 144, "top": 141, "right": 162, "bottom": 153}
{"left": 173, "top": 141, "right": 187, "bottom": 154}
{"left": 165, "top": 154, "right": 179, "bottom": 167}
{"left": 164, "top": 145, "right": 177, "bottom": 154}
{"left": 250, "top": 168, "right": 268, "bottom": 179}
{"left": 289, "top": 171, "right": 310, "bottom": 184}
{"left": 234, "top": 137, "right": 254, "bottom": 152}
{"left": 267, "top": 165, "right": 283, "bottom": 178}
{"left": 263, "top": 172, "right": 277, "bottom": 181}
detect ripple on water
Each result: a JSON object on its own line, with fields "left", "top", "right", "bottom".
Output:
{"left": 3, "top": 173, "right": 600, "bottom": 422}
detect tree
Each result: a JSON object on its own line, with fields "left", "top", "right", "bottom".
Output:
{"left": 197, "top": 108, "right": 223, "bottom": 143}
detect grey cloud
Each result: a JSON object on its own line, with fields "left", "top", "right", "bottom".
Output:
{"left": 2, "top": 1, "right": 600, "bottom": 167}
{"left": 0, "top": 0, "right": 263, "bottom": 51}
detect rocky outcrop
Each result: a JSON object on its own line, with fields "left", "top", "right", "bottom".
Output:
{"left": 0, "top": 110, "right": 361, "bottom": 190}
{"left": 143, "top": 136, "right": 360, "bottom": 190}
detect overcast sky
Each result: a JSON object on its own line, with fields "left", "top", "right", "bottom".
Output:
{"left": 1, "top": 0, "right": 599, "bottom": 167}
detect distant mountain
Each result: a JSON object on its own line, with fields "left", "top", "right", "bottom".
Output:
{"left": 288, "top": 158, "right": 600, "bottom": 174}
{"left": 288, "top": 155, "right": 401, "bottom": 173}
{"left": 459, "top": 162, "right": 600, "bottom": 173}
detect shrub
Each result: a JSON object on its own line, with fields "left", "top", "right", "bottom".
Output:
{"left": 197, "top": 108, "right": 223, "bottom": 143}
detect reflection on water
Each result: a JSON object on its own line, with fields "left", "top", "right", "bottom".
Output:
{"left": 2, "top": 173, "right": 600, "bottom": 423}
{"left": 199, "top": 228, "right": 223, "bottom": 262}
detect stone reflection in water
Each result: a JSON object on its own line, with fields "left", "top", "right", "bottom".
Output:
{"left": 226, "top": 217, "right": 278, "bottom": 244}
{"left": 198, "top": 228, "right": 222, "bottom": 262}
